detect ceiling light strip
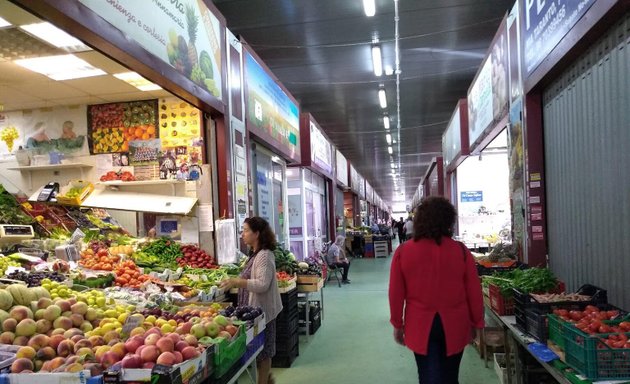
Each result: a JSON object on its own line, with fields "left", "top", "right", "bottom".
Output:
{"left": 371, "top": 45, "right": 382, "bottom": 76}
{"left": 378, "top": 88, "right": 387, "bottom": 109}
{"left": 363, "top": 0, "right": 376, "bottom": 17}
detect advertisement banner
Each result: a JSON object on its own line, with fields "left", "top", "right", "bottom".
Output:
{"left": 442, "top": 107, "right": 461, "bottom": 169}
{"left": 509, "top": 98, "right": 526, "bottom": 259}
{"left": 309, "top": 121, "right": 333, "bottom": 176}
{"left": 350, "top": 165, "right": 360, "bottom": 194}
{"left": 358, "top": 174, "right": 366, "bottom": 200}
{"left": 245, "top": 52, "right": 300, "bottom": 162}
{"left": 521, "top": 0, "right": 596, "bottom": 77}
{"left": 366, "top": 182, "right": 373, "bottom": 203}
{"left": 508, "top": 3, "right": 522, "bottom": 105}
{"left": 78, "top": 0, "right": 223, "bottom": 99}
{"left": 468, "top": 59, "right": 493, "bottom": 147}
{"left": 336, "top": 150, "right": 349, "bottom": 187}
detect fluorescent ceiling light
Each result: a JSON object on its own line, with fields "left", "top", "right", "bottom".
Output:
{"left": 378, "top": 88, "right": 387, "bottom": 108}
{"left": 386, "top": 133, "right": 391, "bottom": 145}
{"left": 383, "top": 115, "right": 390, "bottom": 129}
{"left": 20, "top": 22, "right": 90, "bottom": 52}
{"left": 363, "top": 0, "right": 376, "bottom": 16}
{"left": 390, "top": 163, "right": 395, "bottom": 169}
{"left": 384, "top": 65, "right": 394, "bottom": 76}
{"left": 388, "top": 146, "right": 393, "bottom": 155}
{"left": 0, "top": 16, "right": 11, "bottom": 28}
{"left": 14, "top": 54, "right": 106, "bottom": 81}
{"left": 372, "top": 45, "right": 382, "bottom": 76}
{"left": 114, "top": 72, "right": 162, "bottom": 91}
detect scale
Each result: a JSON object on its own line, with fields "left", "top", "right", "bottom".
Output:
{"left": 0, "top": 225, "right": 35, "bottom": 246}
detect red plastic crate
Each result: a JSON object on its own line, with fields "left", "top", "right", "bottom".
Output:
{"left": 489, "top": 284, "right": 515, "bottom": 316}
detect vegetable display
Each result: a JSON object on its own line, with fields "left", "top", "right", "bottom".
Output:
{"left": 141, "top": 237, "right": 183, "bottom": 266}
{"left": 482, "top": 267, "right": 560, "bottom": 297}
{"left": 177, "top": 244, "right": 215, "bottom": 269}
{"left": 273, "top": 247, "right": 298, "bottom": 275}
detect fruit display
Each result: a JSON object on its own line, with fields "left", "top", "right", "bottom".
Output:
{"left": 99, "top": 171, "right": 136, "bottom": 182}
{"left": 89, "top": 100, "right": 158, "bottom": 154}
{"left": 0, "top": 256, "right": 22, "bottom": 276}
{"left": 5, "top": 271, "right": 66, "bottom": 287}
{"left": 177, "top": 244, "right": 215, "bottom": 268}
{"left": 114, "top": 260, "right": 152, "bottom": 288}
{"left": 79, "top": 247, "right": 121, "bottom": 271}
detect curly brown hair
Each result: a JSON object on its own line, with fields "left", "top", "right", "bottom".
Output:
{"left": 244, "top": 217, "right": 277, "bottom": 252}
{"left": 413, "top": 196, "right": 456, "bottom": 245}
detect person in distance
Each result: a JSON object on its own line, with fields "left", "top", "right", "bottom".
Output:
{"left": 388, "top": 197, "right": 484, "bottom": 384}
{"left": 326, "top": 235, "right": 351, "bottom": 284}
{"left": 220, "top": 217, "right": 282, "bottom": 384}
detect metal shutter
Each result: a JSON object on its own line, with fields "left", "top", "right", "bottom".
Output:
{"left": 543, "top": 12, "right": 630, "bottom": 308}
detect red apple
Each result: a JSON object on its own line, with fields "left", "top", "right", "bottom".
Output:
{"left": 121, "top": 354, "right": 143, "bottom": 369}
{"left": 156, "top": 352, "right": 176, "bottom": 366}
{"left": 100, "top": 351, "right": 121, "bottom": 369}
{"left": 144, "top": 333, "right": 160, "bottom": 346}
{"left": 156, "top": 337, "right": 174, "bottom": 353}
{"left": 181, "top": 346, "right": 200, "bottom": 361}
{"left": 140, "top": 345, "right": 160, "bottom": 363}
{"left": 125, "top": 336, "right": 144, "bottom": 354}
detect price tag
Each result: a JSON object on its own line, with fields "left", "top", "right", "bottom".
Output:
{"left": 122, "top": 315, "right": 143, "bottom": 334}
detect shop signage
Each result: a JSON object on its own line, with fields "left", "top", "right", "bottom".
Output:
{"left": 521, "top": 0, "right": 596, "bottom": 77}
{"left": 366, "top": 182, "right": 373, "bottom": 203}
{"left": 78, "top": 0, "right": 223, "bottom": 100}
{"left": 358, "top": 174, "right": 366, "bottom": 200}
{"left": 461, "top": 191, "right": 483, "bottom": 202}
{"left": 468, "top": 17, "right": 508, "bottom": 151}
{"left": 244, "top": 52, "right": 300, "bottom": 162}
{"left": 350, "top": 165, "right": 360, "bottom": 194}
{"left": 335, "top": 150, "right": 349, "bottom": 187}
{"left": 309, "top": 121, "right": 333, "bottom": 175}
{"left": 442, "top": 108, "right": 461, "bottom": 170}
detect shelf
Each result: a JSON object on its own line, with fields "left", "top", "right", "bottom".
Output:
{"left": 97, "top": 179, "right": 183, "bottom": 195}
{"left": 7, "top": 163, "right": 92, "bottom": 171}
{"left": 8, "top": 163, "right": 93, "bottom": 190}
{"left": 29, "top": 186, "right": 197, "bottom": 215}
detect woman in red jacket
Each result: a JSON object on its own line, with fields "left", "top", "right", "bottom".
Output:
{"left": 389, "top": 196, "right": 484, "bottom": 384}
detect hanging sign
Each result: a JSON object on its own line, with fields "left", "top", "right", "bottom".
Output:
{"left": 244, "top": 51, "right": 300, "bottom": 162}
{"left": 521, "top": 0, "right": 596, "bottom": 77}
{"left": 336, "top": 150, "right": 349, "bottom": 187}
{"left": 309, "top": 121, "right": 333, "bottom": 176}
{"left": 78, "top": 0, "right": 223, "bottom": 100}
{"left": 350, "top": 165, "right": 360, "bottom": 195}
{"left": 461, "top": 191, "right": 483, "bottom": 203}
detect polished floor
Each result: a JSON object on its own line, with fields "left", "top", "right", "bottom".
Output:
{"left": 258, "top": 239, "right": 500, "bottom": 384}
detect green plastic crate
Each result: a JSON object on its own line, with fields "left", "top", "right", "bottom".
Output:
{"left": 212, "top": 326, "right": 247, "bottom": 378}
{"left": 563, "top": 324, "right": 630, "bottom": 381}
{"left": 548, "top": 314, "right": 566, "bottom": 349}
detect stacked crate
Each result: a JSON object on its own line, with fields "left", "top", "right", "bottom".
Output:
{"left": 298, "top": 300, "right": 322, "bottom": 335}
{"left": 272, "top": 287, "right": 299, "bottom": 368}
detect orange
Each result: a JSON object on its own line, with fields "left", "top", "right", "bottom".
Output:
{"left": 135, "top": 129, "right": 144, "bottom": 138}
{"left": 142, "top": 133, "right": 150, "bottom": 140}
{"left": 146, "top": 126, "right": 156, "bottom": 135}
{"left": 121, "top": 142, "right": 129, "bottom": 151}
{"left": 128, "top": 127, "right": 135, "bottom": 136}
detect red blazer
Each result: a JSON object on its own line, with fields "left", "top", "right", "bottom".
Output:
{"left": 389, "top": 237, "right": 484, "bottom": 356}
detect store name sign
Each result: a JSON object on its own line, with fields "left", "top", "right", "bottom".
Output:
{"left": 78, "top": 0, "right": 223, "bottom": 100}
{"left": 468, "top": 59, "right": 493, "bottom": 147}
{"left": 245, "top": 52, "right": 300, "bottom": 162}
{"left": 443, "top": 107, "right": 461, "bottom": 168}
{"left": 310, "top": 121, "right": 332, "bottom": 175}
{"left": 350, "top": 165, "right": 360, "bottom": 194}
{"left": 461, "top": 191, "right": 483, "bottom": 202}
{"left": 336, "top": 150, "right": 348, "bottom": 186}
{"left": 522, "top": 0, "right": 596, "bottom": 77}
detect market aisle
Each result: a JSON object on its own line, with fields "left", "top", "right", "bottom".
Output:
{"left": 264, "top": 240, "right": 499, "bottom": 384}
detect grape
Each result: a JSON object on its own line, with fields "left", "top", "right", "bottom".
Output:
{"left": 0, "top": 257, "right": 21, "bottom": 277}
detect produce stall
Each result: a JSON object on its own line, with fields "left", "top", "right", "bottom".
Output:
{"left": 481, "top": 266, "right": 630, "bottom": 383}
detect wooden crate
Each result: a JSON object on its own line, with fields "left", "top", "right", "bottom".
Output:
{"left": 297, "top": 279, "right": 324, "bottom": 292}
{"left": 297, "top": 275, "right": 320, "bottom": 284}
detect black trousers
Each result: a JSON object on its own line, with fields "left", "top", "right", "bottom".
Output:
{"left": 332, "top": 261, "right": 350, "bottom": 280}
{"left": 414, "top": 314, "right": 464, "bottom": 384}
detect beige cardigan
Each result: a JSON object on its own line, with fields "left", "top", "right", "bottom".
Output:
{"left": 246, "top": 249, "right": 283, "bottom": 322}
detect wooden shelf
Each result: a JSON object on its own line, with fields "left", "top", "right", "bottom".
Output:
{"left": 96, "top": 179, "right": 182, "bottom": 186}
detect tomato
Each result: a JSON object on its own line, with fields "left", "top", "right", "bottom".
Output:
{"left": 620, "top": 322, "right": 630, "bottom": 332}
{"left": 607, "top": 310, "right": 620, "bottom": 319}
{"left": 613, "top": 341, "right": 626, "bottom": 348}
{"left": 585, "top": 305, "right": 599, "bottom": 313}
{"left": 570, "top": 311, "right": 584, "bottom": 321}
{"left": 599, "top": 325, "right": 612, "bottom": 333}
{"left": 589, "top": 321, "right": 603, "bottom": 333}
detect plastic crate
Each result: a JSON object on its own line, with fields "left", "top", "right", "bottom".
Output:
{"left": 546, "top": 304, "right": 627, "bottom": 349}
{"left": 212, "top": 327, "right": 247, "bottom": 379}
{"left": 298, "top": 301, "right": 321, "bottom": 321}
{"left": 299, "top": 309, "right": 322, "bottom": 335}
{"left": 489, "top": 284, "right": 515, "bottom": 316}
{"left": 276, "top": 329, "right": 299, "bottom": 353}
{"left": 514, "top": 284, "right": 606, "bottom": 318}
{"left": 563, "top": 326, "right": 630, "bottom": 380}
{"left": 240, "top": 329, "right": 266, "bottom": 365}
{"left": 272, "top": 343, "right": 299, "bottom": 368}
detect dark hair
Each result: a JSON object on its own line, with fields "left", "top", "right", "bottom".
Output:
{"left": 413, "top": 196, "right": 456, "bottom": 245}
{"left": 244, "top": 216, "right": 277, "bottom": 251}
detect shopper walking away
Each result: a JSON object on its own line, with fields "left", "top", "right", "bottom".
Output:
{"left": 326, "top": 235, "right": 351, "bottom": 283}
{"left": 220, "top": 217, "right": 283, "bottom": 384}
{"left": 388, "top": 197, "right": 484, "bottom": 384}
{"left": 370, "top": 221, "right": 380, "bottom": 234}
{"left": 396, "top": 217, "right": 405, "bottom": 241}
{"left": 403, "top": 217, "right": 414, "bottom": 240}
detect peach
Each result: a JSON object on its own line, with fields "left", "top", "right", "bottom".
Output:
{"left": 100, "top": 351, "right": 121, "bottom": 368}
{"left": 34, "top": 359, "right": 44, "bottom": 372}
{"left": 40, "top": 360, "right": 52, "bottom": 372}
{"left": 65, "top": 362, "right": 83, "bottom": 373}
{"left": 64, "top": 328, "right": 83, "bottom": 339}
{"left": 16, "top": 346, "right": 36, "bottom": 359}
{"left": 37, "top": 297, "right": 53, "bottom": 309}
{"left": 65, "top": 355, "right": 81, "bottom": 365}
{"left": 181, "top": 322, "right": 193, "bottom": 334}
{"left": 36, "top": 319, "right": 52, "bottom": 334}
{"left": 73, "top": 339, "right": 92, "bottom": 352}
{"left": 27, "top": 334, "right": 49, "bottom": 351}
{"left": 48, "top": 356, "right": 66, "bottom": 370}
{"left": 70, "top": 302, "right": 88, "bottom": 316}
{"left": 15, "top": 318, "right": 37, "bottom": 337}
{"left": 56, "top": 300, "right": 71, "bottom": 313}
{"left": 53, "top": 317, "right": 72, "bottom": 331}
{"left": 0, "top": 331, "right": 15, "bottom": 344}
{"left": 49, "top": 334, "right": 65, "bottom": 350}
{"left": 75, "top": 347, "right": 94, "bottom": 358}
{"left": 70, "top": 314, "right": 84, "bottom": 327}
{"left": 83, "top": 362, "right": 103, "bottom": 377}
{"left": 85, "top": 307, "right": 98, "bottom": 322}
{"left": 103, "top": 330, "right": 119, "bottom": 344}
{"left": 110, "top": 342, "right": 126, "bottom": 359}
{"left": 71, "top": 335, "right": 86, "bottom": 344}
{"left": 94, "top": 345, "right": 111, "bottom": 361}
{"left": 67, "top": 298, "right": 77, "bottom": 306}
{"left": 13, "top": 336, "right": 29, "bottom": 346}
{"left": 51, "top": 328, "right": 65, "bottom": 336}
{"left": 56, "top": 340, "right": 75, "bottom": 357}
{"left": 11, "top": 358, "right": 34, "bottom": 373}
{"left": 43, "top": 305, "right": 61, "bottom": 322}
{"left": 80, "top": 321, "right": 93, "bottom": 333}
{"left": 2, "top": 318, "right": 17, "bottom": 332}
{"left": 156, "top": 351, "right": 176, "bottom": 366}
{"left": 36, "top": 346, "right": 56, "bottom": 360}
{"left": 88, "top": 335, "right": 105, "bottom": 347}
{"left": 9, "top": 306, "right": 33, "bottom": 321}
{"left": 34, "top": 309, "right": 45, "bottom": 320}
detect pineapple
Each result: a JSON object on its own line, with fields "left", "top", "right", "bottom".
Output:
{"left": 185, "top": 4, "right": 199, "bottom": 67}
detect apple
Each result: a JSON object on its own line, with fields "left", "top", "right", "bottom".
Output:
{"left": 156, "top": 351, "right": 176, "bottom": 366}
{"left": 100, "top": 351, "right": 121, "bottom": 368}
{"left": 142, "top": 362, "right": 155, "bottom": 369}
{"left": 125, "top": 336, "right": 144, "bottom": 354}
{"left": 225, "top": 325, "right": 238, "bottom": 337}
{"left": 205, "top": 322, "right": 220, "bottom": 338}
{"left": 175, "top": 341, "right": 189, "bottom": 352}
{"left": 145, "top": 333, "right": 160, "bottom": 346}
{"left": 173, "top": 351, "right": 183, "bottom": 364}
{"left": 167, "top": 333, "right": 180, "bottom": 344}
{"left": 181, "top": 346, "right": 200, "bottom": 361}
{"left": 156, "top": 337, "right": 174, "bottom": 353}
{"left": 190, "top": 324, "right": 206, "bottom": 339}
{"left": 140, "top": 345, "right": 160, "bottom": 363}
{"left": 183, "top": 334, "right": 198, "bottom": 347}
{"left": 213, "top": 315, "right": 229, "bottom": 327}
{"left": 121, "top": 354, "right": 143, "bottom": 369}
